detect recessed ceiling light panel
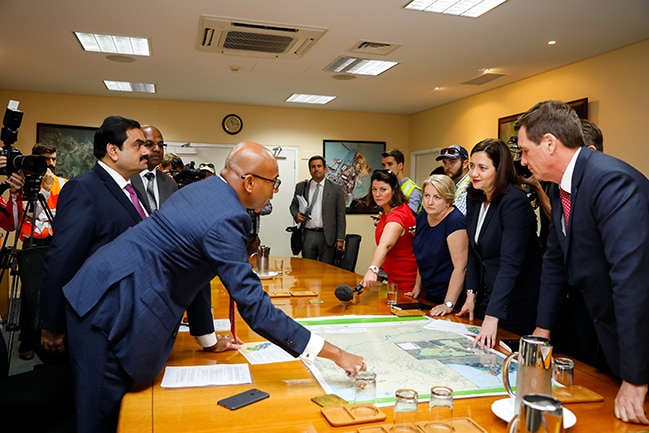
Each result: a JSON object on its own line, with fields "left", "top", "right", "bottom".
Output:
{"left": 286, "top": 94, "right": 336, "bottom": 104}
{"left": 104, "top": 80, "right": 156, "bottom": 93}
{"left": 324, "top": 56, "right": 398, "bottom": 76}
{"left": 404, "top": 0, "right": 509, "bottom": 18}
{"left": 75, "top": 32, "right": 151, "bottom": 56}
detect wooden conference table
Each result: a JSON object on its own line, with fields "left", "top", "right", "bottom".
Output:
{"left": 118, "top": 257, "right": 644, "bottom": 433}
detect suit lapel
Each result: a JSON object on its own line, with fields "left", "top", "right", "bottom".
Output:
{"left": 94, "top": 164, "right": 144, "bottom": 222}
{"left": 131, "top": 174, "right": 152, "bottom": 215}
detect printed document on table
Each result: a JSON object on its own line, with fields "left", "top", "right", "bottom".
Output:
{"left": 239, "top": 341, "right": 296, "bottom": 364}
{"left": 160, "top": 364, "right": 252, "bottom": 388}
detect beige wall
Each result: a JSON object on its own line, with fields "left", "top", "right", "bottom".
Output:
{"left": 1, "top": 37, "right": 647, "bottom": 275}
{"left": 0, "top": 89, "right": 409, "bottom": 275}
{"left": 410, "top": 38, "right": 649, "bottom": 175}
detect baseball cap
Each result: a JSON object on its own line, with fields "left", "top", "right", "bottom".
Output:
{"left": 436, "top": 144, "right": 468, "bottom": 161}
{"left": 199, "top": 162, "right": 215, "bottom": 174}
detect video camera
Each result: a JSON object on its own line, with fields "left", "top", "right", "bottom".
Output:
{"left": 171, "top": 160, "right": 203, "bottom": 188}
{"left": 0, "top": 101, "right": 47, "bottom": 199}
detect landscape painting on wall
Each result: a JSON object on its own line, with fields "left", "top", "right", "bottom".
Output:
{"left": 37, "top": 123, "right": 97, "bottom": 179}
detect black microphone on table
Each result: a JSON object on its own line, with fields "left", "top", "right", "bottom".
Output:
{"left": 334, "top": 284, "right": 364, "bottom": 302}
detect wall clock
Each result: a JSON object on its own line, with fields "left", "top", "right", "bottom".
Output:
{"left": 222, "top": 114, "right": 243, "bottom": 135}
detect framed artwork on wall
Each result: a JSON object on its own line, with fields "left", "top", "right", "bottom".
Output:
{"left": 36, "top": 123, "right": 97, "bottom": 179}
{"left": 498, "top": 97, "right": 589, "bottom": 142}
{"left": 323, "top": 139, "right": 385, "bottom": 214}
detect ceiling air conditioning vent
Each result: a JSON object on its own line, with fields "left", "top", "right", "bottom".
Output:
{"left": 196, "top": 16, "right": 327, "bottom": 59}
{"left": 462, "top": 73, "right": 505, "bottom": 85}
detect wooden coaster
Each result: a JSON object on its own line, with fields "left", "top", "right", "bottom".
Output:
{"left": 290, "top": 290, "right": 318, "bottom": 297}
{"left": 321, "top": 404, "right": 387, "bottom": 427}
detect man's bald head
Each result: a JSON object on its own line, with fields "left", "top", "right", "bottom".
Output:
{"left": 221, "top": 142, "right": 279, "bottom": 211}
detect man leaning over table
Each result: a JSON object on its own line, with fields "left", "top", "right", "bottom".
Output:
{"left": 61, "top": 141, "right": 365, "bottom": 433}
{"left": 516, "top": 100, "right": 649, "bottom": 425}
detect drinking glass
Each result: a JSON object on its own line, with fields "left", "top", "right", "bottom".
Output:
{"left": 392, "top": 388, "right": 418, "bottom": 432}
{"left": 354, "top": 371, "right": 377, "bottom": 405}
{"left": 423, "top": 386, "right": 454, "bottom": 432}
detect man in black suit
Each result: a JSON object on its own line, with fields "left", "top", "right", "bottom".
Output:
{"left": 131, "top": 125, "right": 220, "bottom": 351}
{"left": 517, "top": 100, "right": 649, "bottom": 425}
{"left": 130, "top": 125, "right": 177, "bottom": 214}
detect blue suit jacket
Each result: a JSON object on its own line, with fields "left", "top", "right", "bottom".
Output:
{"left": 41, "top": 163, "right": 144, "bottom": 331}
{"left": 131, "top": 169, "right": 214, "bottom": 337}
{"left": 466, "top": 184, "right": 542, "bottom": 335}
{"left": 537, "top": 149, "right": 649, "bottom": 384}
{"left": 63, "top": 177, "right": 311, "bottom": 383}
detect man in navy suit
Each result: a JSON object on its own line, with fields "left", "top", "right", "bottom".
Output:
{"left": 131, "top": 124, "right": 219, "bottom": 351}
{"left": 517, "top": 100, "right": 649, "bottom": 424}
{"left": 62, "top": 142, "right": 365, "bottom": 433}
{"left": 40, "top": 115, "right": 150, "bottom": 353}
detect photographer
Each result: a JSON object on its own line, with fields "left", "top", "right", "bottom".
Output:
{"left": 0, "top": 155, "right": 25, "bottom": 232}
{"left": 19, "top": 143, "right": 67, "bottom": 248}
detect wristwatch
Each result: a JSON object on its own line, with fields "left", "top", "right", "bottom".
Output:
{"left": 466, "top": 289, "right": 477, "bottom": 295}
{"left": 444, "top": 300, "right": 454, "bottom": 309}
{"left": 368, "top": 265, "right": 379, "bottom": 274}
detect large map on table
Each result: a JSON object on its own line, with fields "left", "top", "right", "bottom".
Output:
{"left": 298, "top": 316, "right": 511, "bottom": 406}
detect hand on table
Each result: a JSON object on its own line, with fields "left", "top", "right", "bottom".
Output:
{"left": 203, "top": 334, "right": 242, "bottom": 352}
{"left": 337, "top": 350, "right": 366, "bottom": 378}
{"left": 615, "top": 381, "right": 649, "bottom": 424}
{"left": 473, "top": 315, "right": 498, "bottom": 349}
{"left": 456, "top": 294, "right": 475, "bottom": 321}
{"left": 428, "top": 304, "right": 453, "bottom": 317}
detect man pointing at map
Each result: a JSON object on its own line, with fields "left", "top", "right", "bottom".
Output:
{"left": 60, "top": 142, "right": 365, "bottom": 433}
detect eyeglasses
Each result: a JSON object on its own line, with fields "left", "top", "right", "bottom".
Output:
{"left": 241, "top": 173, "right": 281, "bottom": 191}
{"left": 199, "top": 163, "right": 215, "bottom": 169}
{"left": 144, "top": 141, "right": 167, "bottom": 149}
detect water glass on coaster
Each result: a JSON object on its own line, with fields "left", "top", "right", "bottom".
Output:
{"left": 553, "top": 357, "right": 574, "bottom": 388}
{"left": 392, "top": 388, "right": 418, "bottom": 433}
{"left": 423, "top": 386, "right": 454, "bottom": 432}
{"left": 387, "top": 283, "right": 399, "bottom": 305}
{"left": 354, "top": 371, "right": 377, "bottom": 405}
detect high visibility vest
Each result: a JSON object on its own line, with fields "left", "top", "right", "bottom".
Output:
{"left": 20, "top": 175, "right": 67, "bottom": 239}
{"left": 401, "top": 178, "right": 422, "bottom": 212}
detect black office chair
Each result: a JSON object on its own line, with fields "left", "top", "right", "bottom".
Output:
{"left": 338, "top": 234, "right": 361, "bottom": 273}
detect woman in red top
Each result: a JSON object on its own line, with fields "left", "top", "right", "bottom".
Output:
{"left": 360, "top": 169, "right": 417, "bottom": 292}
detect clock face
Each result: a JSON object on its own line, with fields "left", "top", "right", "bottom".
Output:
{"left": 222, "top": 114, "right": 243, "bottom": 135}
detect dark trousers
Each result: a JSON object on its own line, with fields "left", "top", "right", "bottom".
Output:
{"left": 66, "top": 304, "right": 134, "bottom": 433}
{"left": 302, "top": 229, "right": 334, "bottom": 264}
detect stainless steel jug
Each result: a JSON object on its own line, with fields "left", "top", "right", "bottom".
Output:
{"left": 249, "top": 244, "right": 270, "bottom": 275}
{"left": 502, "top": 335, "right": 553, "bottom": 415}
{"left": 507, "top": 394, "right": 564, "bottom": 433}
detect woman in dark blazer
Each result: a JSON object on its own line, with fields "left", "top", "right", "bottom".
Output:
{"left": 458, "top": 138, "right": 542, "bottom": 349}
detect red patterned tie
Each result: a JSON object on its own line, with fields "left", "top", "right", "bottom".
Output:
{"left": 559, "top": 188, "right": 571, "bottom": 230}
{"left": 229, "top": 297, "right": 237, "bottom": 342}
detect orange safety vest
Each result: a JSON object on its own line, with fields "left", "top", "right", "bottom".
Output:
{"left": 20, "top": 176, "right": 66, "bottom": 239}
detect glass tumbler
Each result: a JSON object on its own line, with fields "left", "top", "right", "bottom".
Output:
{"left": 392, "top": 388, "right": 418, "bottom": 433}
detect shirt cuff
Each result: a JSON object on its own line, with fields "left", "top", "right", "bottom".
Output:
{"left": 193, "top": 332, "right": 218, "bottom": 348}
{"left": 299, "top": 332, "right": 324, "bottom": 364}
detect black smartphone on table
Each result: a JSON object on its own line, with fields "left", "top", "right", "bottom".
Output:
{"left": 217, "top": 388, "right": 270, "bottom": 410}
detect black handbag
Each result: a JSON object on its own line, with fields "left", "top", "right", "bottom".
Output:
{"left": 286, "top": 225, "right": 303, "bottom": 255}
